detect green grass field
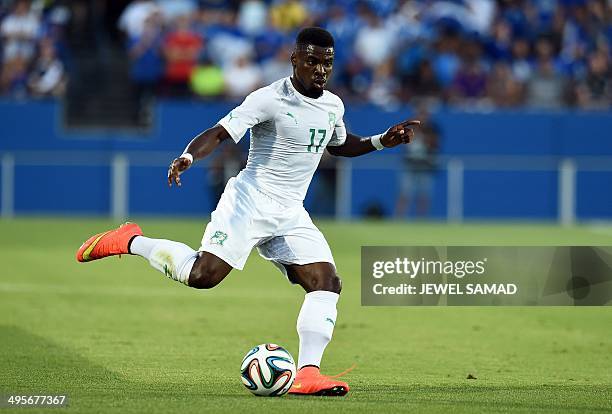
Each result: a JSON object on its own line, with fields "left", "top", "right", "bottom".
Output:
{"left": 1, "top": 218, "right": 611, "bottom": 413}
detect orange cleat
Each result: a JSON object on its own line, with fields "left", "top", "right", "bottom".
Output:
{"left": 76, "top": 222, "right": 143, "bottom": 263}
{"left": 288, "top": 366, "right": 350, "bottom": 396}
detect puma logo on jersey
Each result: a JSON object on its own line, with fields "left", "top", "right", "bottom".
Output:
{"left": 285, "top": 112, "right": 298, "bottom": 125}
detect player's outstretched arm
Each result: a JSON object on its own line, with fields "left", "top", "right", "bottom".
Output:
{"left": 167, "top": 124, "right": 232, "bottom": 187}
{"left": 327, "top": 120, "right": 420, "bottom": 158}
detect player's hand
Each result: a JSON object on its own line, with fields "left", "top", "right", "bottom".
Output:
{"left": 167, "top": 156, "right": 192, "bottom": 187}
{"left": 381, "top": 120, "right": 420, "bottom": 148}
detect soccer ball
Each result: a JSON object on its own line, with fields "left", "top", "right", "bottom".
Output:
{"left": 240, "top": 343, "right": 297, "bottom": 396}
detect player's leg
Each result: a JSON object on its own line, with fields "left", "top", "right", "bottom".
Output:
{"left": 75, "top": 222, "right": 233, "bottom": 287}
{"left": 286, "top": 262, "right": 342, "bottom": 293}
{"left": 76, "top": 178, "right": 257, "bottom": 289}
{"left": 286, "top": 262, "right": 342, "bottom": 370}
{"left": 284, "top": 262, "right": 348, "bottom": 396}
{"left": 130, "top": 235, "right": 233, "bottom": 288}
{"left": 187, "top": 252, "right": 233, "bottom": 289}
{"left": 257, "top": 211, "right": 349, "bottom": 396}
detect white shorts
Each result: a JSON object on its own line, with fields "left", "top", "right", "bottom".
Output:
{"left": 199, "top": 177, "right": 335, "bottom": 277}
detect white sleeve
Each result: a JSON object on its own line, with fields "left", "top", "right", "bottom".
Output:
{"left": 327, "top": 99, "right": 347, "bottom": 147}
{"left": 36, "top": 61, "right": 64, "bottom": 93}
{"left": 218, "top": 87, "right": 277, "bottom": 143}
{"left": 1, "top": 17, "right": 13, "bottom": 36}
{"left": 117, "top": 6, "right": 129, "bottom": 32}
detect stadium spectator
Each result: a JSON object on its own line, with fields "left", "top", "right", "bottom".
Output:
{"left": 127, "top": 11, "right": 164, "bottom": 105}
{"left": 190, "top": 56, "right": 225, "bottom": 98}
{"left": 1, "top": 0, "right": 41, "bottom": 93}
{"left": 237, "top": 0, "right": 267, "bottom": 36}
{"left": 324, "top": 4, "right": 360, "bottom": 71}
{"left": 509, "top": 36, "right": 532, "bottom": 83}
{"left": 223, "top": 54, "right": 263, "bottom": 98}
{"left": 39, "top": 1, "right": 71, "bottom": 54}
{"left": 526, "top": 37, "right": 568, "bottom": 109}
{"left": 424, "top": 0, "right": 496, "bottom": 36}
{"left": 431, "top": 27, "right": 461, "bottom": 89}
{"left": 201, "top": 8, "right": 255, "bottom": 68}
{"left": 401, "top": 58, "right": 443, "bottom": 103}
{"left": 486, "top": 61, "right": 523, "bottom": 108}
{"left": 27, "top": 37, "right": 66, "bottom": 97}
{"left": 574, "top": 50, "right": 611, "bottom": 109}
{"left": 118, "top": 0, "right": 159, "bottom": 39}
{"left": 253, "top": 21, "right": 287, "bottom": 63}
{"left": 269, "top": 0, "right": 309, "bottom": 32}
{"left": 367, "top": 58, "right": 400, "bottom": 108}
{"left": 261, "top": 45, "right": 293, "bottom": 85}
{"left": 450, "top": 39, "right": 488, "bottom": 104}
{"left": 161, "top": 13, "right": 203, "bottom": 96}
{"left": 353, "top": 5, "right": 398, "bottom": 69}
{"left": 484, "top": 19, "right": 513, "bottom": 62}
{"left": 156, "top": 0, "right": 197, "bottom": 24}
{"left": 395, "top": 105, "right": 439, "bottom": 218}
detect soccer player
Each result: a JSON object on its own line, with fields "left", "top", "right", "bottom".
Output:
{"left": 76, "top": 27, "right": 419, "bottom": 396}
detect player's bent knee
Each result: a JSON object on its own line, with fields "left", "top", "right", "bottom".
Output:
{"left": 188, "top": 268, "right": 215, "bottom": 289}
{"left": 310, "top": 272, "right": 342, "bottom": 294}
{"left": 187, "top": 253, "right": 233, "bottom": 289}
{"left": 328, "top": 274, "right": 342, "bottom": 294}
{"left": 289, "top": 262, "right": 342, "bottom": 293}
{"left": 188, "top": 261, "right": 224, "bottom": 290}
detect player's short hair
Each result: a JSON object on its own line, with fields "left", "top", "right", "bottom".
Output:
{"left": 296, "top": 27, "right": 334, "bottom": 48}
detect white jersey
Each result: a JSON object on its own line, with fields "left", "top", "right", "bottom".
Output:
{"left": 218, "top": 77, "right": 346, "bottom": 206}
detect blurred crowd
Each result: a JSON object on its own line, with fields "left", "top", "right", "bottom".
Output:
{"left": 1, "top": 0, "right": 611, "bottom": 109}
{"left": 119, "top": 0, "right": 612, "bottom": 109}
{"left": 0, "top": 0, "right": 69, "bottom": 97}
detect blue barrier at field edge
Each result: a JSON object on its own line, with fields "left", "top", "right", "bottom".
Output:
{"left": 0, "top": 100, "right": 610, "bottom": 219}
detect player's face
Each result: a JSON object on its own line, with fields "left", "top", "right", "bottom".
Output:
{"left": 292, "top": 44, "right": 334, "bottom": 95}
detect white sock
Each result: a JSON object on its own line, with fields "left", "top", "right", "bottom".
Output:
{"left": 296, "top": 290, "right": 339, "bottom": 369}
{"left": 130, "top": 236, "right": 197, "bottom": 285}
{"left": 129, "top": 235, "right": 155, "bottom": 258}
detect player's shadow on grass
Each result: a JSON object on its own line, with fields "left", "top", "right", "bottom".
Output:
{"left": 0, "top": 325, "right": 124, "bottom": 392}
{"left": 0, "top": 325, "right": 262, "bottom": 404}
